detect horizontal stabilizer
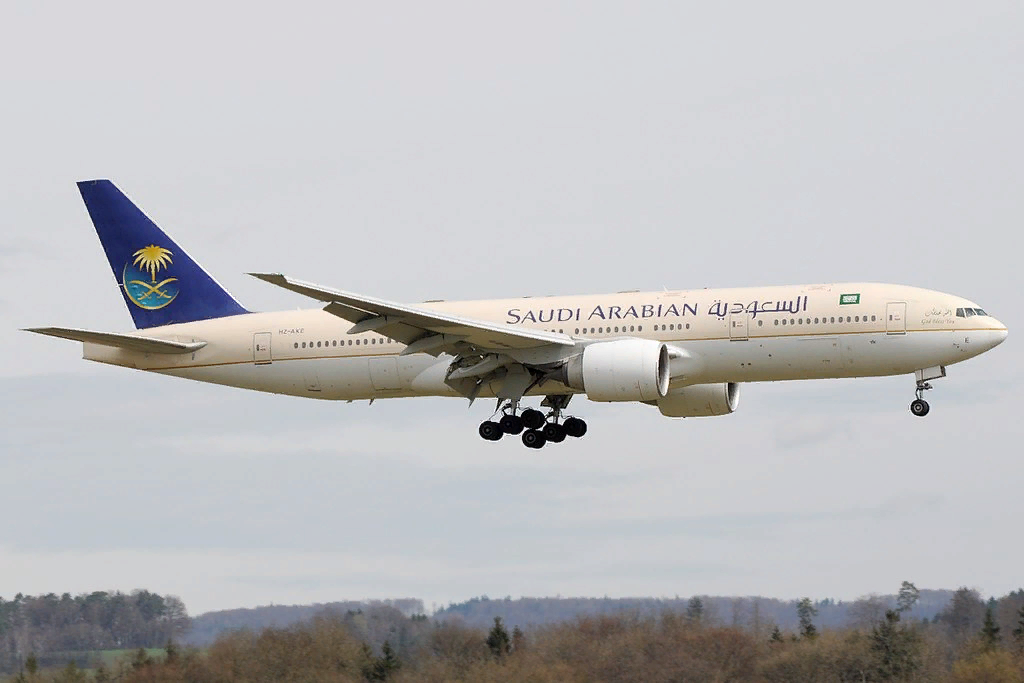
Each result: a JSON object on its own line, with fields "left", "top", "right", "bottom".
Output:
{"left": 24, "top": 327, "right": 206, "bottom": 354}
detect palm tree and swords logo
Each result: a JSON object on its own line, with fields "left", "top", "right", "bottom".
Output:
{"left": 123, "top": 245, "right": 180, "bottom": 309}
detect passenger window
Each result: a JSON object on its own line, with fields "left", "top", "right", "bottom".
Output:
{"left": 630, "top": 326, "right": 635, "bottom": 332}
{"left": 348, "top": 340, "right": 352, "bottom": 346}
{"left": 782, "top": 319, "right": 787, "bottom": 325}
{"left": 798, "top": 318, "right": 803, "bottom": 324}
{"left": 637, "top": 326, "right": 642, "bottom": 332}
{"left": 757, "top": 320, "right": 763, "bottom": 327}
{"left": 830, "top": 317, "right": 835, "bottom": 323}
{"left": 293, "top": 342, "right": 298, "bottom": 349}
{"left": 774, "top": 320, "right": 779, "bottom": 326}
{"left": 356, "top": 339, "right": 360, "bottom": 345}
{"left": 871, "top": 315, "right": 876, "bottom": 321}
{"left": 685, "top": 323, "right": 690, "bottom": 330}
{"left": 790, "top": 318, "right": 795, "bottom": 325}
{"left": 846, "top": 316, "right": 851, "bottom": 322}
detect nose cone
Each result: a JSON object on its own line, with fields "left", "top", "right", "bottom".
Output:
{"left": 994, "top": 321, "right": 1008, "bottom": 346}
{"left": 981, "top": 320, "right": 1008, "bottom": 352}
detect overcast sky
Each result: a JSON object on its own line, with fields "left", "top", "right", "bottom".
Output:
{"left": 1, "top": 2, "right": 1021, "bottom": 616}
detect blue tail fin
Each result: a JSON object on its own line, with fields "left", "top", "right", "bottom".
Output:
{"left": 78, "top": 180, "right": 249, "bottom": 329}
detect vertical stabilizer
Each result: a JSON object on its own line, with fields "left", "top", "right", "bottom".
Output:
{"left": 77, "top": 180, "right": 249, "bottom": 329}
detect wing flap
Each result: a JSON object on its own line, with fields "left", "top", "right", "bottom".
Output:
{"left": 25, "top": 327, "right": 207, "bottom": 354}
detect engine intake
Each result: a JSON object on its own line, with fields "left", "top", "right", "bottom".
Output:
{"left": 560, "top": 339, "right": 669, "bottom": 402}
{"left": 655, "top": 382, "right": 739, "bottom": 417}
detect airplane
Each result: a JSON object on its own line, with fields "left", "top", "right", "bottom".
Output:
{"left": 27, "top": 180, "right": 1008, "bottom": 448}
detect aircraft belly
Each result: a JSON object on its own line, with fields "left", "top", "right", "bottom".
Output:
{"left": 680, "top": 330, "right": 965, "bottom": 384}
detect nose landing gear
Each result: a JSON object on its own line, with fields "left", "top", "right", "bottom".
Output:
{"left": 909, "top": 381, "right": 932, "bottom": 417}
{"left": 909, "top": 367, "right": 946, "bottom": 418}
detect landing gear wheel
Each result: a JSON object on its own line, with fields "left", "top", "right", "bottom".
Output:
{"left": 522, "top": 429, "right": 547, "bottom": 449}
{"left": 543, "top": 422, "right": 567, "bottom": 443}
{"left": 521, "top": 408, "right": 546, "bottom": 430}
{"left": 499, "top": 414, "right": 524, "bottom": 434}
{"left": 563, "top": 417, "right": 588, "bottom": 438}
{"left": 479, "top": 421, "right": 503, "bottom": 441}
{"left": 910, "top": 399, "right": 930, "bottom": 417}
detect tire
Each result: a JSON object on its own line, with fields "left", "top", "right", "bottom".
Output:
{"left": 910, "top": 399, "right": 930, "bottom": 417}
{"left": 521, "top": 408, "right": 546, "bottom": 430}
{"left": 543, "top": 423, "right": 567, "bottom": 443}
{"left": 499, "top": 414, "right": 524, "bottom": 434}
{"left": 479, "top": 420, "right": 503, "bottom": 440}
{"left": 522, "top": 429, "right": 547, "bottom": 449}
{"left": 563, "top": 417, "right": 588, "bottom": 438}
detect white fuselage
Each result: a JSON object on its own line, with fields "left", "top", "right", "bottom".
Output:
{"left": 82, "top": 282, "right": 1007, "bottom": 403}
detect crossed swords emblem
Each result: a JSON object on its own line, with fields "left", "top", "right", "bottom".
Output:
{"left": 128, "top": 277, "right": 178, "bottom": 301}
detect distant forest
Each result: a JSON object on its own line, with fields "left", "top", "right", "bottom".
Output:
{"left": 6, "top": 585, "right": 1024, "bottom": 681}
{"left": 0, "top": 590, "right": 188, "bottom": 673}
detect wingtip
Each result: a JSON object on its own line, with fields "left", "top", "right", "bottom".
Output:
{"left": 247, "top": 272, "right": 286, "bottom": 283}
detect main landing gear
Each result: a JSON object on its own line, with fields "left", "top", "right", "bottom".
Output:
{"left": 478, "top": 396, "right": 588, "bottom": 448}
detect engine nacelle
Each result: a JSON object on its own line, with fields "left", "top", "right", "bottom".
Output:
{"left": 655, "top": 382, "right": 739, "bottom": 417}
{"left": 561, "top": 339, "right": 669, "bottom": 402}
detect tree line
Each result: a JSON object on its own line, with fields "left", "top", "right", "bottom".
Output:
{"left": 0, "top": 591, "right": 189, "bottom": 674}
{"left": 8, "top": 582, "right": 1024, "bottom": 682}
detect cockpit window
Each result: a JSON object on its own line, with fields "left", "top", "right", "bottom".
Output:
{"left": 974, "top": 308, "right": 987, "bottom": 316}
{"left": 956, "top": 308, "right": 964, "bottom": 317}
{"left": 965, "top": 308, "right": 975, "bottom": 317}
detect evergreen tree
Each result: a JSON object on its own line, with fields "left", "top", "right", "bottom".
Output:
{"left": 52, "top": 661, "right": 86, "bottom": 683}
{"left": 93, "top": 663, "right": 110, "bottom": 683}
{"left": 511, "top": 625, "right": 526, "bottom": 653}
{"left": 686, "top": 596, "right": 705, "bottom": 623}
{"left": 981, "top": 606, "right": 1001, "bottom": 650}
{"left": 769, "top": 625, "right": 784, "bottom": 644}
{"left": 372, "top": 641, "right": 400, "bottom": 681}
{"left": 870, "top": 609, "right": 920, "bottom": 679}
{"left": 1012, "top": 604, "right": 1024, "bottom": 652}
{"left": 359, "top": 643, "right": 377, "bottom": 681}
{"left": 896, "top": 581, "right": 920, "bottom": 614}
{"left": 131, "top": 647, "right": 151, "bottom": 670}
{"left": 486, "top": 617, "right": 511, "bottom": 659}
{"left": 24, "top": 654, "right": 37, "bottom": 676}
{"left": 797, "top": 598, "right": 818, "bottom": 640}
{"left": 165, "top": 639, "right": 178, "bottom": 664}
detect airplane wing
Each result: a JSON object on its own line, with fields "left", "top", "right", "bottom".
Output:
{"left": 25, "top": 327, "right": 207, "bottom": 354}
{"left": 249, "top": 273, "right": 575, "bottom": 355}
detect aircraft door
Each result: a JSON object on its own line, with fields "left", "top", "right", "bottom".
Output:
{"left": 886, "top": 302, "right": 907, "bottom": 335}
{"left": 729, "top": 312, "right": 749, "bottom": 340}
{"left": 253, "top": 332, "right": 272, "bottom": 364}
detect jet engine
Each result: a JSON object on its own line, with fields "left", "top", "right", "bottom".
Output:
{"left": 653, "top": 382, "right": 739, "bottom": 417}
{"left": 559, "top": 339, "right": 669, "bottom": 402}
